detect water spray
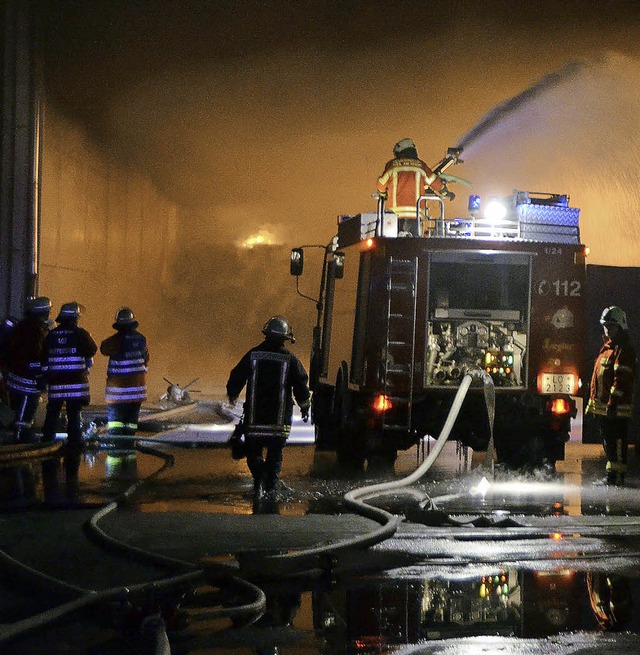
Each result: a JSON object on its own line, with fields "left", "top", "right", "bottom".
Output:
{"left": 455, "top": 62, "right": 584, "bottom": 153}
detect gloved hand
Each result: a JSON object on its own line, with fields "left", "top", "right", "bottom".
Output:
{"left": 606, "top": 404, "right": 618, "bottom": 417}
{"left": 301, "top": 405, "right": 309, "bottom": 423}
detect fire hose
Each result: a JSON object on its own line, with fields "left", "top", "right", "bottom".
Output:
{"left": 246, "top": 371, "right": 486, "bottom": 576}
{"left": 0, "top": 441, "right": 266, "bottom": 651}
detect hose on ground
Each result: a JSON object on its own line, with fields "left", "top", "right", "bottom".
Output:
{"left": 0, "top": 440, "right": 266, "bottom": 647}
{"left": 250, "top": 374, "right": 475, "bottom": 576}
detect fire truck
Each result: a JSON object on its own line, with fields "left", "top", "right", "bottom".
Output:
{"left": 291, "top": 151, "right": 587, "bottom": 469}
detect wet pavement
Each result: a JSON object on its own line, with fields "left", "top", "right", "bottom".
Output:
{"left": 2, "top": 402, "right": 640, "bottom": 653}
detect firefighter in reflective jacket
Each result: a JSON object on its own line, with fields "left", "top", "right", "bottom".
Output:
{"left": 6, "top": 297, "right": 51, "bottom": 442}
{"left": 586, "top": 306, "right": 637, "bottom": 485}
{"left": 227, "top": 316, "right": 311, "bottom": 499}
{"left": 42, "top": 302, "right": 98, "bottom": 447}
{"left": 377, "top": 138, "right": 451, "bottom": 236}
{"left": 100, "top": 307, "right": 149, "bottom": 444}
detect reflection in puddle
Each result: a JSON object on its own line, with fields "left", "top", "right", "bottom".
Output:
{"left": 309, "top": 567, "right": 640, "bottom": 652}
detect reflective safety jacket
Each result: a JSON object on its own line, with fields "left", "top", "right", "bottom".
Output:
{"left": 100, "top": 329, "right": 149, "bottom": 404}
{"left": 226, "top": 340, "right": 311, "bottom": 439}
{"left": 377, "top": 156, "right": 445, "bottom": 219}
{"left": 587, "top": 333, "right": 636, "bottom": 418}
{"left": 43, "top": 322, "right": 98, "bottom": 403}
{"left": 6, "top": 316, "right": 49, "bottom": 396}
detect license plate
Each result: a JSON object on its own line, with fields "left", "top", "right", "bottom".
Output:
{"left": 541, "top": 373, "right": 575, "bottom": 395}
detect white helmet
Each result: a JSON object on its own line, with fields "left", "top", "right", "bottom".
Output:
{"left": 393, "top": 138, "right": 417, "bottom": 157}
{"left": 600, "top": 306, "right": 628, "bottom": 331}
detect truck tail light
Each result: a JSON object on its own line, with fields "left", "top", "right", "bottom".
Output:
{"left": 373, "top": 394, "right": 392, "bottom": 412}
{"left": 548, "top": 397, "right": 571, "bottom": 415}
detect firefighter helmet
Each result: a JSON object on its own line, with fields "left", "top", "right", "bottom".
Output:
{"left": 113, "top": 307, "right": 137, "bottom": 327}
{"left": 56, "top": 301, "right": 81, "bottom": 323}
{"left": 262, "top": 315, "right": 295, "bottom": 343}
{"left": 25, "top": 296, "right": 51, "bottom": 317}
{"left": 393, "top": 138, "right": 417, "bottom": 158}
{"left": 600, "top": 306, "right": 628, "bottom": 331}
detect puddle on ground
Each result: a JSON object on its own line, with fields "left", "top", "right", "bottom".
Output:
{"left": 4, "top": 443, "right": 640, "bottom": 652}
{"left": 7, "top": 563, "right": 640, "bottom": 653}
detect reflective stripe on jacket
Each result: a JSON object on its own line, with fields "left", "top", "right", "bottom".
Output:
{"left": 587, "top": 335, "right": 636, "bottom": 417}
{"left": 377, "top": 157, "right": 444, "bottom": 219}
{"left": 6, "top": 316, "right": 48, "bottom": 392}
{"left": 227, "top": 340, "right": 310, "bottom": 439}
{"left": 101, "top": 330, "right": 149, "bottom": 404}
{"left": 44, "top": 324, "right": 97, "bottom": 402}
{"left": 7, "top": 371, "right": 41, "bottom": 395}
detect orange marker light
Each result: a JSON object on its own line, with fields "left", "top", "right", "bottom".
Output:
{"left": 551, "top": 532, "right": 563, "bottom": 541}
{"left": 373, "top": 394, "right": 392, "bottom": 412}
{"left": 365, "top": 238, "right": 375, "bottom": 249}
{"left": 550, "top": 397, "right": 571, "bottom": 415}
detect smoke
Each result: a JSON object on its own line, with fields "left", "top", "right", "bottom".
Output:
{"left": 157, "top": 240, "right": 320, "bottom": 393}
{"left": 156, "top": 52, "right": 640, "bottom": 391}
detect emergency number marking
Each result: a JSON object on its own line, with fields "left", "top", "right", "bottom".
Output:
{"left": 537, "top": 280, "right": 581, "bottom": 297}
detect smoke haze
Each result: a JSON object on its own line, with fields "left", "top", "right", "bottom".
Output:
{"left": 37, "top": 2, "right": 640, "bottom": 392}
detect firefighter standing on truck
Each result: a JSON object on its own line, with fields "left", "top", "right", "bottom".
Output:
{"left": 586, "top": 306, "right": 637, "bottom": 486}
{"left": 6, "top": 297, "right": 52, "bottom": 442}
{"left": 226, "top": 316, "right": 310, "bottom": 502}
{"left": 377, "top": 138, "right": 452, "bottom": 236}
{"left": 42, "top": 302, "right": 98, "bottom": 448}
{"left": 100, "top": 307, "right": 149, "bottom": 447}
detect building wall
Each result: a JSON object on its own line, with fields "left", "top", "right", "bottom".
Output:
{"left": 39, "top": 102, "right": 181, "bottom": 400}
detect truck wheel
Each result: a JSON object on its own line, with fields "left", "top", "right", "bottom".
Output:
{"left": 333, "top": 362, "right": 365, "bottom": 471}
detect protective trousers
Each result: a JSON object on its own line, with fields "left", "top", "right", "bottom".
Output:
{"left": 245, "top": 436, "right": 286, "bottom": 495}
{"left": 107, "top": 402, "right": 142, "bottom": 436}
{"left": 42, "top": 398, "right": 84, "bottom": 446}
{"left": 9, "top": 389, "right": 41, "bottom": 442}
{"left": 597, "top": 415, "right": 629, "bottom": 485}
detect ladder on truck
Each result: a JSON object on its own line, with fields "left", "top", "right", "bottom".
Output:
{"left": 381, "top": 256, "right": 418, "bottom": 434}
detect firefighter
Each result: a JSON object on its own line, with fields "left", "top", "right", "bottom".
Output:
{"left": 586, "top": 306, "right": 637, "bottom": 485}
{"left": 42, "top": 302, "right": 98, "bottom": 448}
{"left": 100, "top": 307, "right": 149, "bottom": 446}
{"left": 5, "top": 297, "right": 52, "bottom": 442}
{"left": 226, "top": 315, "right": 311, "bottom": 500}
{"left": 376, "top": 138, "right": 452, "bottom": 236}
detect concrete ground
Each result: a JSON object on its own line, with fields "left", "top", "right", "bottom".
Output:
{"left": 3, "top": 403, "right": 640, "bottom": 653}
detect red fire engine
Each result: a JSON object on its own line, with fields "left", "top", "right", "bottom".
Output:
{"left": 291, "top": 151, "right": 586, "bottom": 470}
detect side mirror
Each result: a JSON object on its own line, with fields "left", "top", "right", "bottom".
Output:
{"left": 290, "top": 248, "right": 304, "bottom": 276}
{"left": 332, "top": 251, "right": 345, "bottom": 279}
